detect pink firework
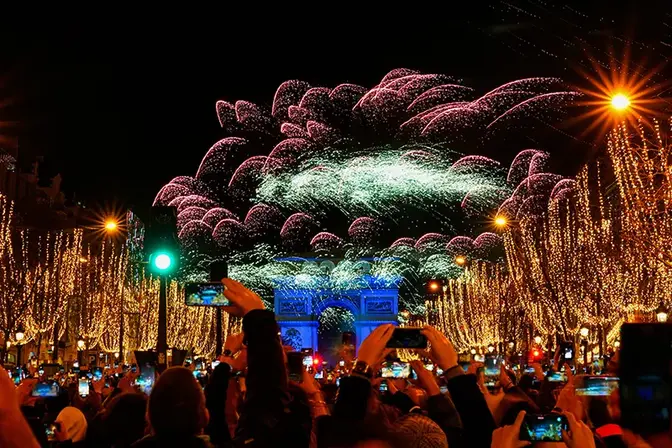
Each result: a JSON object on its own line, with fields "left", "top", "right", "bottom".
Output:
{"left": 310, "top": 232, "right": 343, "bottom": 252}
{"left": 415, "top": 233, "right": 449, "bottom": 251}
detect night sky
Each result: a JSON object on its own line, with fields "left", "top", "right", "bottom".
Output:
{"left": 1, "top": 2, "right": 670, "bottom": 215}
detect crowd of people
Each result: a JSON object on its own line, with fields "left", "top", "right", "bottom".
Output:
{"left": 0, "top": 278, "right": 667, "bottom": 447}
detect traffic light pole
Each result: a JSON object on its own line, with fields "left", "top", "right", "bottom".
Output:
{"left": 157, "top": 275, "right": 168, "bottom": 373}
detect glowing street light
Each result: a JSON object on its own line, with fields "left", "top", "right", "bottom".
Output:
{"left": 104, "top": 220, "right": 118, "bottom": 232}
{"left": 79, "top": 257, "right": 88, "bottom": 264}
{"left": 655, "top": 302, "right": 668, "bottom": 323}
{"left": 15, "top": 327, "right": 25, "bottom": 343}
{"left": 534, "top": 335, "right": 542, "bottom": 345}
{"left": 455, "top": 255, "right": 467, "bottom": 266}
{"left": 470, "top": 348, "right": 477, "bottom": 355}
{"left": 579, "top": 326, "right": 590, "bottom": 338}
{"left": 77, "top": 337, "right": 86, "bottom": 350}
{"left": 487, "top": 345, "right": 495, "bottom": 353}
{"left": 610, "top": 93, "right": 631, "bottom": 111}
{"left": 494, "top": 216, "right": 508, "bottom": 227}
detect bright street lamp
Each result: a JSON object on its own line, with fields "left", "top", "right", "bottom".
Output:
{"left": 15, "top": 327, "right": 25, "bottom": 343}
{"left": 455, "top": 255, "right": 467, "bottom": 266}
{"left": 77, "top": 337, "right": 86, "bottom": 350}
{"left": 655, "top": 302, "right": 668, "bottom": 323}
{"left": 579, "top": 326, "right": 590, "bottom": 338}
{"left": 494, "top": 216, "right": 508, "bottom": 227}
{"left": 487, "top": 345, "right": 495, "bottom": 353}
{"left": 610, "top": 93, "right": 631, "bottom": 111}
{"left": 470, "top": 348, "right": 476, "bottom": 355}
{"left": 104, "top": 220, "right": 118, "bottom": 232}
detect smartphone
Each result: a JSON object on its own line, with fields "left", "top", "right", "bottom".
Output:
{"left": 32, "top": 380, "right": 60, "bottom": 397}
{"left": 12, "top": 368, "right": 23, "bottom": 385}
{"left": 620, "top": 323, "right": 672, "bottom": 435}
{"left": 185, "top": 282, "right": 230, "bottom": 306}
{"left": 424, "top": 363, "right": 434, "bottom": 371}
{"left": 287, "top": 352, "right": 305, "bottom": 383}
{"left": 440, "top": 385, "right": 448, "bottom": 394}
{"left": 92, "top": 367, "right": 103, "bottom": 381}
{"left": 386, "top": 328, "right": 428, "bottom": 349}
{"left": 560, "top": 341, "right": 574, "bottom": 362}
{"left": 211, "top": 361, "right": 221, "bottom": 369}
{"left": 381, "top": 361, "right": 412, "bottom": 378}
{"left": 379, "top": 380, "right": 388, "bottom": 392}
{"left": 339, "top": 360, "right": 345, "bottom": 367}
{"left": 302, "top": 356, "right": 313, "bottom": 367}
{"left": 520, "top": 414, "right": 568, "bottom": 442}
{"left": 40, "top": 364, "right": 61, "bottom": 379}
{"left": 484, "top": 354, "right": 503, "bottom": 376}
{"left": 523, "top": 366, "right": 536, "bottom": 374}
{"left": 78, "top": 378, "right": 90, "bottom": 397}
{"left": 45, "top": 423, "right": 57, "bottom": 442}
{"left": 459, "top": 362, "right": 471, "bottom": 373}
{"left": 135, "top": 365, "right": 156, "bottom": 395}
{"left": 314, "top": 371, "right": 324, "bottom": 379}
{"left": 576, "top": 376, "right": 619, "bottom": 397}
{"left": 547, "top": 371, "right": 567, "bottom": 382}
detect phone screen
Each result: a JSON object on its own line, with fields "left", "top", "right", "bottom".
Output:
{"left": 32, "top": 381, "right": 60, "bottom": 397}
{"left": 287, "top": 352, "right": 305, "bottom": 383}
{"left": 560, "top": 342, "right": 574, "bottom": 362}
{"left": 78, "top": 379, "right": 90, "bottom": 397}
{"left": 45, "top": 424, "right": 57, "bottom": 442}
{"left": 381, "top": 361, "right": 412, "bottom": 378}
{"left": 386, "top": 328, "right": 427, "bottom": 349}
{"left": 379, "top": 380, "right": 388, "bottom": 392}
{"left": 484, "top": 354, "right": 502, "bottom": 377}
{"left": 12, "top": 368, "right": 23, "bottom": 385}
{"left": 211, "top": 361, "right": 220, "bottom": 369}
{"left": 576, "top": 376, "right": 619, "bottom": 396}
{"left": 547, "top": 371, "right": 567, "bottom": 382}
{"left": 92, "top": 367, "right": 103, "bottom": 381}
{"left": 136, "top": 365, "right": 156, "bottom": 395}
{"left": 520, "top": 414, "right": 568, "bottom": 442}
{"left": 185, "top": 282, "right": 230, "bottom": 306}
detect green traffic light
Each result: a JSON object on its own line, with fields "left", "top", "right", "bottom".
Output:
{"left": 153, "top": 253, "right": 173, "bottom": 271}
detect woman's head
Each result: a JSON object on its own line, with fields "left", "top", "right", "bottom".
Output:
{"left": 55, "top": 406, "right": 88, "bottom": 443}
{"left": 147, "top": 367, "right": 209, "bottom": 438}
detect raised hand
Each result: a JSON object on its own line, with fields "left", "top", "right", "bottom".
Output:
{"left": 223, "top": 332, "right": 244, "bottom": 355}
{"left": 357, "top": 324, "right": 395, "bottom": 366}
{"left": 490, "top": 410, "right": 531, "bottom": 448}
{"left": 221, "top": 278, "right": 265, "bottom": 317}
{"left": 421, "top": 326, "right": 458, "bottom": 371}
{"left": 410, "top": 360, "right": 441, "bottom": 396}
{"left": 562, "top": 412, "right": 596, "bottom": 448}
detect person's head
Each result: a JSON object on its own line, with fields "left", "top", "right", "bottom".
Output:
{"left": 104, "top": 392, "right": 148, "bottom": 446}
{"left": 55, "top": 406, "right": 88, "bottom": 443}
{"left": 147, "top": 367, "right": 209, "bottom": 438}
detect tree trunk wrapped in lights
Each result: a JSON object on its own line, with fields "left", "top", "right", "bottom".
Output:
{"left": 607, "top": 118, "right": 672, "bottom": 316}
{"left": 430, "top": 261, "right": 523, "bottom": 352}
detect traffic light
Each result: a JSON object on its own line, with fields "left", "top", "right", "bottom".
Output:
{"left": 144, "top": 207, "right": 180, "bottom": 275}
{"left": 529, "top": 349, "right": 543, "bottom": 363}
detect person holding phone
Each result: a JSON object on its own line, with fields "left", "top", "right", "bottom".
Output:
{"left": 201, "top": 278, "right": 309, "bottom": 447}
{"left": 0, "top": 367, "right": 41, "bottom": 448}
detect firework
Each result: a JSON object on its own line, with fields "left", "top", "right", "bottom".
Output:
{"left": 155, "top": 69, "right": 575, "bottom": 313}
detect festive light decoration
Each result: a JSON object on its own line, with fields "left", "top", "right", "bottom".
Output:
{"left": 427, "top": 260, "right": 524, "bottom": 352}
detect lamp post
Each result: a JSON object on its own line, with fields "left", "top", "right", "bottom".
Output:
{"left": 15, "top": 327, "right": 25, "bottom": 367}
{"left": 579, "top": 325, "right": 589, "bottom": 370}
{"left": 77, "top": 336, "right": 85, "bottom": 366}
{"left": 655, "top": 303, "right": 668, "bottom": 323}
